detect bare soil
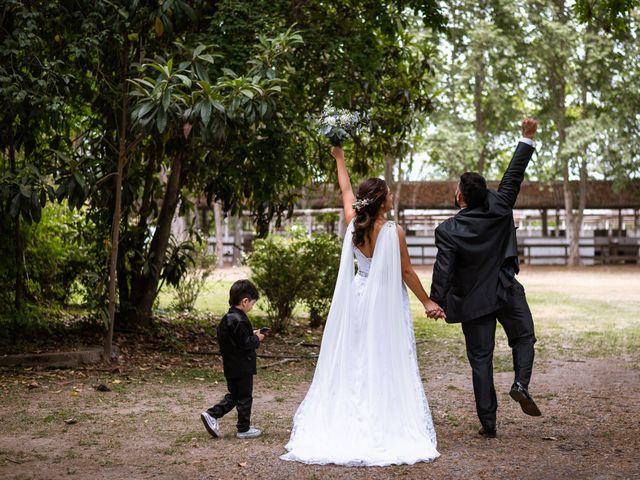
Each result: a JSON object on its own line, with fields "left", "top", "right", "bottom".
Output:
{"left": 1, "top": 266, "right": 639, "bottom": 480}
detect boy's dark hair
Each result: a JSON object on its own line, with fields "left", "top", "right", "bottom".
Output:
{"left": 229, "top": 279, "right": 260, "bottom": 306}
{"left": 459, "top": 172, "right": 488, "bottom": 209}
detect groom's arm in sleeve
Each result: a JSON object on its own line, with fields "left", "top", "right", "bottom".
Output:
{"left": 430, "top": 224, "right": 456, "bottom": 311}
{"left": 496, "top": 118, "right": 538, "bottom": 208}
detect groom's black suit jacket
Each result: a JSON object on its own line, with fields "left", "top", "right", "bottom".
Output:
{"left": 430, "top": 141, "right": 535, "bottom": 324}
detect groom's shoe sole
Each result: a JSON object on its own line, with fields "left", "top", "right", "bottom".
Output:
{"left": 509, "top": 387, "right": 542, "bottom": 417}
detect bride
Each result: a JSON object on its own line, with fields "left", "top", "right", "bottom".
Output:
{"left": 280, "top": 146, "right": 441, "bottom": 467}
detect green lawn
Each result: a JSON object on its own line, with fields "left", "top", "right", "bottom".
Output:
{"left": 156, "top": 267, "right": 640, "bottom": 362}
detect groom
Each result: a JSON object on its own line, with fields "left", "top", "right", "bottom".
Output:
{"left": 429, "top": 118, "right": 541, "bottom": 439}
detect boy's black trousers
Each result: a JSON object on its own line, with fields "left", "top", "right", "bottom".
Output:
{"left": 207, "top": 375, "right": 253, "bottom": 433}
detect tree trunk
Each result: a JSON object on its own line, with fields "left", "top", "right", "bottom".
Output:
{"left": 134, "top": 154, "right": 184, "bottom": 323}
{"left": 213, "top": 201, "right": 224, "bottom": 268}
{"left": 104, "top": 89, "right": 129, "bottom": 360}
{"left": 474, "top": 66, "right": 487, "bottom": 175}
{"left": 8, "top": 125, "right": 22, "bottom": 311}
{"left": 569, "top": 25, "right": 592, "bottom": 265}
{"left": 384, "top": 154, "right": 402, "bottom": 223}
{"left": 555, "top": 68, "right": 578, "bottom": 264}
{"left": 233, "top": 214, "right": 242, "bottom": 265}
{"left": 118, "top": 151, "right": 156, "bottom": 312}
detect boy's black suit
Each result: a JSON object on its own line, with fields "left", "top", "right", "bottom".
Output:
{"left": 207, "top": 306, "right": 260, "bottom": 433}
{"left": 217, "top": 307, "right": 260, "bottom": 378}
{"left": 430, "top": 140, "right": 537, "bottom": 432}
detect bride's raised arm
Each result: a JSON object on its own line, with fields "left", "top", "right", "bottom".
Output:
{"left": 330, "top": 147, "right": 356, "bottom": 224}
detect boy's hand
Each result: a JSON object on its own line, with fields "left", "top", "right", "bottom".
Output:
{"left": 254, "top": 330, "right": 266, "bottom": 341}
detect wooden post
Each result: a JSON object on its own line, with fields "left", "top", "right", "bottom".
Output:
{"left": 618, "top": 208, "right": 623, "bottom": 237}
{"left": 541, "top": 209, "right": 548, "bottom": 237}
{"left": 233, "top": 214, "right": 242, "bottom": 265}
{"left": 555, "top": 210, "right": 561, "bottom": 237}
{"left": 201, "top": 207, "right": 209, "bottom": 236}
{"left": 213, "top": 201, "right": 224, "bottom": 268}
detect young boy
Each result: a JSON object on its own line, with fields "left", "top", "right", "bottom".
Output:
{"left": 201, "top": 279, "right": 267, "bottom": 439}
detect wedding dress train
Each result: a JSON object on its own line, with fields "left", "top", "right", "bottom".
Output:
{"left": 280, "top": 221, "right": 439, "bottom": 466}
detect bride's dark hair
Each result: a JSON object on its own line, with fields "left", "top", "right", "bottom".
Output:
{"left": 353, "top": 178, "right": 388, "bottom": 247}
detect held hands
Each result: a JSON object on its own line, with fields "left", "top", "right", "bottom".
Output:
{"left": 424, "top": 299, "right": 446, "bottom": 321}
{"left": 521, "top": 118, "right": 538, "bottom": 139}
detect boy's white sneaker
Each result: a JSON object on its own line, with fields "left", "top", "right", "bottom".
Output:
{"left": 236, "top": 426, "right": 262, "bottom": 439}
{"left": 200, "top": 412, "right": 220, "bottom": 438}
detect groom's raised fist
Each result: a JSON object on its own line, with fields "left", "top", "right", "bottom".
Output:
{"left": 522, "top": 118, "right": 538, "bottom": 139}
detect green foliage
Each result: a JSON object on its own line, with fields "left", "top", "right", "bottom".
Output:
{"left": 0, "top": 202, "right": 98, "bottom": 306}
{"left": 574, "top": 0, "right": 639, "bottom": 33}
{"left": 299, "top": 233, "right": 342, "bottom": 328}
{"left": 169, "top": 243, "right": 216, "bottom": 312}
{"left": 246, "top": 228, "right": 342, "bottom": 333}
{"left": 423, "top": 0, "right": 527, "bottom": 178}
{"left": 246, "top": 231, "right": 308, "bottom": 333}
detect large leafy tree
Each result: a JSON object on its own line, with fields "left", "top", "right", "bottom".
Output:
{"left": 0, "top": 1, "right": 87, "bottom": 311}
{"left": 525, "top": 0, "right": 634, "bottom": 265}
{"left": 1, "top": 0, "right": 447, "bottom": 339}
{"left": 421, "top": 0, "right": 527, "bottom": 178}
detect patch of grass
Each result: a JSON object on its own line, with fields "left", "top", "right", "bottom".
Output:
{"left": 493, "top": 353, "right": 513, "bottom": 373}
{"left": 175, "top": 431, "right": 209, "bottom": 445}
{"left": 160, "top": 447, "right": 179, "bottom": 456}
{"left": 260, "top": 369, "right": 303, "bottom": 390}
{"left": 78, "top": 438, "right": 99, "bottom": 447}
{"left": 445, "top": 413, "right": 461, "bottom": 426}
{"left": 43, "top": 410, "right": 93, "bottom": 424}
{"left": 157, "top": 367, "right": 225, "bottom": 384}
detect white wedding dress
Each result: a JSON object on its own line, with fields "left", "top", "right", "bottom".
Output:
{"left": 280, "top": 220, "right": 439, "bottom": 466}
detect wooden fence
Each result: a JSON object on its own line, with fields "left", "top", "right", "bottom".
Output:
{"left": 406, "top": 237, "right": 639, "bottom": 266}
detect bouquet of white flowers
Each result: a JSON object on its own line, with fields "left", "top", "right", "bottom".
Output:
{"left": 316, "top": 106, "right": 363, "bottom": 146}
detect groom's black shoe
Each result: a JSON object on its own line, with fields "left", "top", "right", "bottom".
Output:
{"left": 509, "top": 382, "right": 542, "bottom": 417}
{"left": 478, "top": 427, "right": 496, "bottom": 439}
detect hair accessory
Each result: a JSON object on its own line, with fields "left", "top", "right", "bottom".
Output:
{"left": 352, "top": 197, "right": 372, "bottom": 211}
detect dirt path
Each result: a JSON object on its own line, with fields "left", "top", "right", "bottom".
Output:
{"left": 1, "top": 353, "right": 638, "bottom": 480}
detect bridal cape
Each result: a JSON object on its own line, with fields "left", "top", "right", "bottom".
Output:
{"left": 281, "top": 220, "right": 439, "bottom": 466}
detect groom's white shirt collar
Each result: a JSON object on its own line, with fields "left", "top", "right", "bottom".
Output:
{"left": 519, "top": 137, "right": 536, "bottom": 148}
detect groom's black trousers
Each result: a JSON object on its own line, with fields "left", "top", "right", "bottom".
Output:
{"left": 461, "top": 278, "right": 536, "bottom": 431}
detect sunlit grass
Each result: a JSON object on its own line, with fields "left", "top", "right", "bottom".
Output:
{"left": 156, "top": 269, "right": 640, "bottom": 359}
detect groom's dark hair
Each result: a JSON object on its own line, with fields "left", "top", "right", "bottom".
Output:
{"left": 459, "top": 172, "right": 487, "bottom": 209}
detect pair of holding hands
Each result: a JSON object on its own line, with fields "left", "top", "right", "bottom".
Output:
{"left": 424, "top": 299, "right": 446, "bottom": 321}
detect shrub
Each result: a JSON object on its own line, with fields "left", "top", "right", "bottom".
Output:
{"left": 299, "top": 233, "right": 341, "bottom": 328}
{"left": 246, "top": 227, "right": 341, "bottom": 333}
{"left": 169, "top": 241, "right": 216, "bottom": 312}
{"left": 0, "top": 202, "right": 98, "bottom": 306}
